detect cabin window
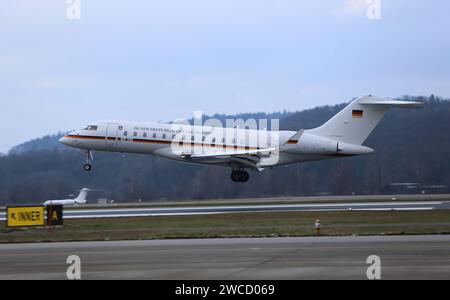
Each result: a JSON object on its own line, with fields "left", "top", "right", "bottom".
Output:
{"left": 133, "top": 132, "right": 137, "bottom": 137}
{"left": 153, "top": 133, "right": 157, "bottom": 138}
{"left": 191, "top": 136, "right": 195, "bottom": 141}
{"left": 124, "top": 131, "right": 128, "bottom": 136}
{"left": 143, "top": 132, "right": 147, "bottom": 138}
{"left": 202, "top": 136, "right": 206, "bottom": 142}
{"left": 162, "top": 134, "right": 166, "bottom": 139}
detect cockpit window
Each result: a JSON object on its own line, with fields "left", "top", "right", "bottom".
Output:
{"left": 84, "top": 125, "right": 98, "bottom": 131}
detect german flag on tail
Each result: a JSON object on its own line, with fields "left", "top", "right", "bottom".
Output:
{"left": 352, "top": 110, "right": 363, "bottom": 118}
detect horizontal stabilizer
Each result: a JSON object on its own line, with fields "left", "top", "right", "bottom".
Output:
{"left": 359, "top": 98, "right": 424, "bottom": 109}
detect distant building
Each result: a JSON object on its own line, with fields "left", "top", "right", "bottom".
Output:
{"left": 97, "top": 198, "right": 108, "bottom": 205}
{"left": 383, "top": 182, "right": 448, "bottom": 194}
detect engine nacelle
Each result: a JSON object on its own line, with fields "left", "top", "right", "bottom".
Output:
{"left": 291, "top": 132, "right": 338, "bottom": 154}
{"left": 286, "top": 132, "right": 374, "bottom": 156}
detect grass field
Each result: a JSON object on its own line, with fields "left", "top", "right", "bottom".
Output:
{"left": 1, "top": 210, "right": 450, "bottom": 243}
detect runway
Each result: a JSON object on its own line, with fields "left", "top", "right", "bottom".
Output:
{"left": 1, "top": 200, "right": 449, "bottom": 221}
{"left": 0, "top": 235, "right": 449, "bottom": 280}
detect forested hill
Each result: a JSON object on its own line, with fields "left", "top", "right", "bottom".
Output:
{"left": 1, "top": 95, "right": 449, "bottom": 205}
{"left": 10, "top": 133, "right": 67, "bottom": 154}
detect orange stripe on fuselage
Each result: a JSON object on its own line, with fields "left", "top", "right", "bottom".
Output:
{"left": 132, "top": 139, "right": 171, "bottom": 145}
{"left": 65, "top": 135, "right": 260, "bottom": 150}
{"left": 66, "top": 135, "right": 105, "bottom": 141}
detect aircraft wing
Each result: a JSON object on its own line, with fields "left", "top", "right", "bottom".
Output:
{"left": 180, "top": 148, "right": 276, "bottom": 170}
{"left": 181, "top": 148, "right": 276, "bottom": 159}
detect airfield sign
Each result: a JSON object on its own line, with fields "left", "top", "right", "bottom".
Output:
{"left": 6, "top": 206, "right": 45, "bottom": 227}
{"left": 46, "top": 205, "right": 64, "bottom": 226}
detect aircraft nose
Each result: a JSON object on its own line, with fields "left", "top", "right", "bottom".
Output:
{"left": 59, "top": 136, "right": 67, "bottom": 144}
{"left": 59, "top": 136, "right": 72, "bottom": 146}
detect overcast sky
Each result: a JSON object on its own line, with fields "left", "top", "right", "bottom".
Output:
{"left": 1, "top": 0, "right": 449, "bottom": 153}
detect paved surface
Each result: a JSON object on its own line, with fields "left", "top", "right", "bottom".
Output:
{"left": 0, "top": 235, "right": 449, "bottom": 280}
{"left": 1, "top": 201, "right": 449, "bottom": 221}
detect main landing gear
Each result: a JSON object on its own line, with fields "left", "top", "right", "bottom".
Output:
{"left": 231, "top": 169, "right": 250, "bottom": 183}
{"left": 83, "top": 150, "right": 93, "bottom": 171}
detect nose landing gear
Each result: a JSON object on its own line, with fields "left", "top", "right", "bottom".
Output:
{"left": 231, "top": 169, "right": 250, "bottom": 183}
{"left": 83, "top": 150, "right": 93, "bottom": 171}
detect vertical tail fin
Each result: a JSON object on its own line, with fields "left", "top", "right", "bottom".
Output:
{"left": 306, "top": 95, "right": 423, "bottom": 145}
{"left": 75, "top": 188, "right": 90, "bottom": 203}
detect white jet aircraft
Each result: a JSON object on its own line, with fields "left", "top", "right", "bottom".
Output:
{"left": 59, "top": 96, "right": 422, "bottom": 183}
{"left": 43, "top": 188, "right": 90, "bottom": 206}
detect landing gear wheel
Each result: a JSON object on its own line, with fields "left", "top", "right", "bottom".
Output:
{"left": 231, "top": 171, "right": 241, "bottom": 182}
{"left": 83, "top": 150, "right": 93, "bottom": 171}
{"left": 231, "top": 170, "right": 250, "bottom": 183}
{"left": 240, "top": 171, "right": 249, "bottom": 183}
